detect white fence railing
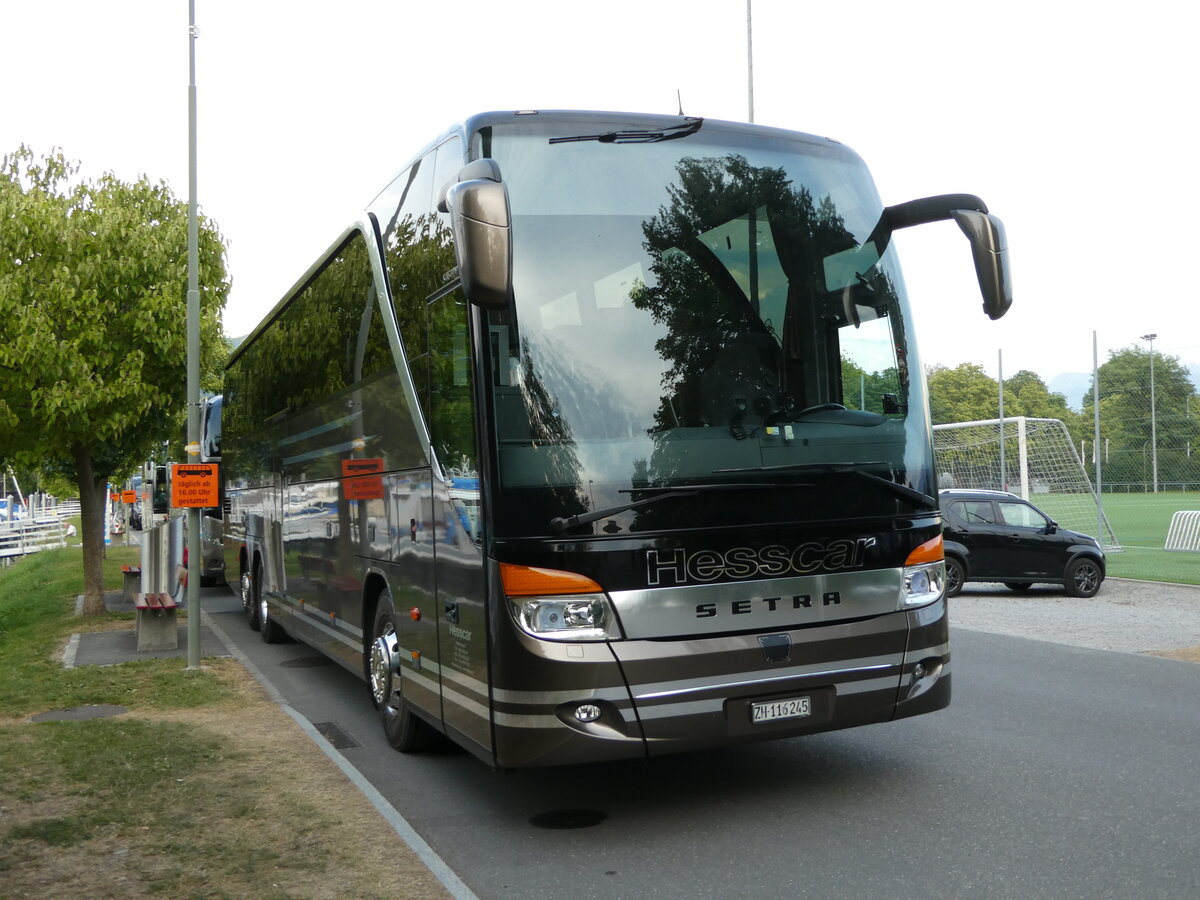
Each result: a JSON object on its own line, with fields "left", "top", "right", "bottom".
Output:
{"left": 0, "top": 518, "right": 68, "bottom": 561}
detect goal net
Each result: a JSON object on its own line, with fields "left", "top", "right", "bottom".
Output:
{"left": 933, "top": 417, "right": 1121, "bottom": 551}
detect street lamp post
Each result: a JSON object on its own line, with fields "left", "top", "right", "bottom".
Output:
{"left": 746, "top": 0, "right": 754, "bottom": 124}
{"left": 1140, "top": 333, "right": 1158, "bottom": 493}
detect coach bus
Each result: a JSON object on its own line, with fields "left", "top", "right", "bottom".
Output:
{"left": 222, "top": 110, "right": 1011, "bottom": 768}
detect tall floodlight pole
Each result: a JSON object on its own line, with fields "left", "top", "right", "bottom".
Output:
{"left": 746, "top": 0, "right": 755, "bottom": 123}
{"left": 185, "top": 0, "right": 202, "bottom": 669}
{"left": 1140, "top": 332, "right": 1158, "bottom": 493}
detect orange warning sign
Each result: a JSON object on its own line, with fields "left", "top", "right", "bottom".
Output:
{"left": 170, "top": 463, "right": 219, "bottom": 508}
{"left": 342, "top": 458, "right": 385, "bottom": 501}
{"left": 121, "top": 490, "right": 137, "bottom": 504}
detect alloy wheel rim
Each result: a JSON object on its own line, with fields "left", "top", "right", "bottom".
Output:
{"left": 1075, "top": 565, "right": 1098, "bottom": 593}
{"left": 370, "top": 625, "right": 396, "bottom": 706}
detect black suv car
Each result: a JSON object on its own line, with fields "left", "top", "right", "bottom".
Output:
{"left": 940, "top": 489, "right": 1105, "bottom": 598}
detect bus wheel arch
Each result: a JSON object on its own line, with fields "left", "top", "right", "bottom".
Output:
{"left": 360, "top": 572, "right": 389, "bottom": 683}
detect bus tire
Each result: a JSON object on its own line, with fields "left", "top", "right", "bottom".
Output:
{"left": 370, "top": 593, "right": 435, "bottom": 753}
{"left": 241, "top": 565, "right": 261, "bottom": 631}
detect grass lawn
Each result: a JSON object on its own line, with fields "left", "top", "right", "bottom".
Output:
{"left": 1096, "top": 491, "right": 1200, "bottom": 584}
{"left": 1036, "top": 491, "right": 1200, "bottom": 585}
{"left": 0, "top": 545, "right": 448, "bottom": 899}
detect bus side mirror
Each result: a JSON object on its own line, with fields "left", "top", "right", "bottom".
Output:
{"left": 862, "top": 194, "right": 1013, "bottom": 321}
{"left": 441, "top": 158, "right": 513, "bottom": 309}
{"left": 951, "top": 209, "right": 1012, "bottom": 321}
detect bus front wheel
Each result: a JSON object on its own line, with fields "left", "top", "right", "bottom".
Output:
{"left": 370, "top": 593, "right": 435, "bottom": 753}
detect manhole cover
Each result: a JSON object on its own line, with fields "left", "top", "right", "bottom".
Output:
{"left": 30, "top": 704, "right": 129, "bottom": 723}
{"left": 280, "top": 656, "right": 333, "bottom": 668}
{"left": 529, "top": 808, "right": 608, "bottom": 830}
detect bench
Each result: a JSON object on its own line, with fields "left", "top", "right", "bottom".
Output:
{"left": 121, "top": 565, "right": 141, "bottom": 605}
{"left": 134, "top": 592, "right": 179, "bottom": 651}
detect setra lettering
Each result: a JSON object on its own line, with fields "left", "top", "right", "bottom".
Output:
{"left": 695, "top": 592, "right": 839, "bottom": 618}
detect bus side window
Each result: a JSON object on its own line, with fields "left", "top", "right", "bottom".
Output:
{"left": 375, "top": 158, "right": 436, "bottom": 377}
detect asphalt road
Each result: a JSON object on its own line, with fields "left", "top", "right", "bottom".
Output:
{"left": 201, "top": 580, "right": 1200, "bottom": 899}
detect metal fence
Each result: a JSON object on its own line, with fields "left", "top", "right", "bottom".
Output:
{"left": 0, "top": 517, "right": 68, "bottom": 562}
{"left": 137, "top": 514, "right": 186, "bottom": 600}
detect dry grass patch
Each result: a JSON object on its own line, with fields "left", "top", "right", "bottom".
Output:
{"left": 1148, "top": 646, "right": 1200, "bottom": 663}
{"left": 0, "top": 660, "right": 451, "bottom": 899}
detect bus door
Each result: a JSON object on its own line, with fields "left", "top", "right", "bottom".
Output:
{"left": 391, "top": 472, "right": 442, "bottom": 724}
{"left": 429, "top": 290, "right": 491, "bottom": 754}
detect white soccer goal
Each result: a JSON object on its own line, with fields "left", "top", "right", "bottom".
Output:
{"left": 933, "top": 416, "right": 1121, "bottom": 551}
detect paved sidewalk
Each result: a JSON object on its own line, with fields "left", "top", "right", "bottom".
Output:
{"left": 64, "top": 590, "right": 231, "bottom": 668}
{"left": 949, "top": 577, "right": 1200, "bottom": 656}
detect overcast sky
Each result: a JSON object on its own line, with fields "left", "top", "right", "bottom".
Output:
{"left": 4, "top": 0, "right": 1196, "bottom": 388}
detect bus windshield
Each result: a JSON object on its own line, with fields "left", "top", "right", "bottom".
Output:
{"left": 484, "top": 117, "right": 933, "bottom": 538}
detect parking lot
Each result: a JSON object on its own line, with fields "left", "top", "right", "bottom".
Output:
{"left": 950, "top": 577, "right": 1200, "bottom": 659}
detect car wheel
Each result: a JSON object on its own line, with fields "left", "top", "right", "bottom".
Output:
{"left": 944, "top": 556, "right": 965, "bottom": 598}
{"left": 1004, "top": 582, "right": 1033, "bottom": 592}
{"left": 242, "top": 566, "right": 261, "bottom": 631}
{"left": 1064, "top": 558, "right": 1103, "bottom": 598}
{"left": 370, "top": 592, "right": 437, "bottom": 752}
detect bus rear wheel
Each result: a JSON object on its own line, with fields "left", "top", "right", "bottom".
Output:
{"left": 370, "top": 593, "right": 436, "bottom": 753}
{"left": 242, "top": 566, "right": 261, "bottom": 631}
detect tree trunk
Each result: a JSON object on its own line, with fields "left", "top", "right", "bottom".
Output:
{"left": 74, "top": 444, "right": 108, "bottom": 616}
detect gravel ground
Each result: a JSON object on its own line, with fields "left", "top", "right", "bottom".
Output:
{"left": 949, "top": 577, "right": 1200, "bottom": 658}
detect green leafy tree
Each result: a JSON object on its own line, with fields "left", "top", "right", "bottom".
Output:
{"left": 926, "top": 362, "right": 998, "bottom": 425}
{"left": 1082, "top": 345, "right": 1200, "bottom": 488}
{"left": 1001, "top": 369, "right": 1081, "bottom": 436}
{"left": 0, "top": 147, "right": 229, "bottom": 613}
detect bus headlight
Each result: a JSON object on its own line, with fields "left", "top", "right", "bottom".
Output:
{"left": 901, "top": 536, "right": 945, "bottom": 608}
{"left": 903, "top": 562, "right": 945, "bottom": 608}
{"left": 500, "top": 563, "right": 623, "bottom": 642}
{"left": 510, "top": 594, "right": 619, "bottom": 641}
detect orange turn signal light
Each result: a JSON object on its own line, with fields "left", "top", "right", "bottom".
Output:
{"left": 905, "top": 535, "right": 944, "bottom": 566}
{"left": 499, "top": 563, "right": 602, "bottom": 597}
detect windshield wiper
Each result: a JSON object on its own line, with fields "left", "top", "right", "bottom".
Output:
{"left": 548, "top": 481, "right": 804, "bottom": 534}
{"left": 712, "top": 462, "right": 937, "bottom": 510}
{"left": 549, "top": 117, "right": 704, "bottom": 145}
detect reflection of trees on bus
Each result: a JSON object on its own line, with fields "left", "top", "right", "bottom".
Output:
{"left": 224, "top": 233, "right": 394, "bottom": 487}
{"left": 626, "top": 154, "right": 907, "bottom": 490}
{"left": 632, "top": 154, "right": 905, "bottom": 440}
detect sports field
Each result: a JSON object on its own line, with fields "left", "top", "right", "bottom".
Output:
{"left": 1035, "top": 491, "right": 1200, "bottom": 585}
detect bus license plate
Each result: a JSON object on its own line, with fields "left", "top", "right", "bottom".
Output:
{"left": 751, "top": 696, "right": 812, "bottom": 724}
